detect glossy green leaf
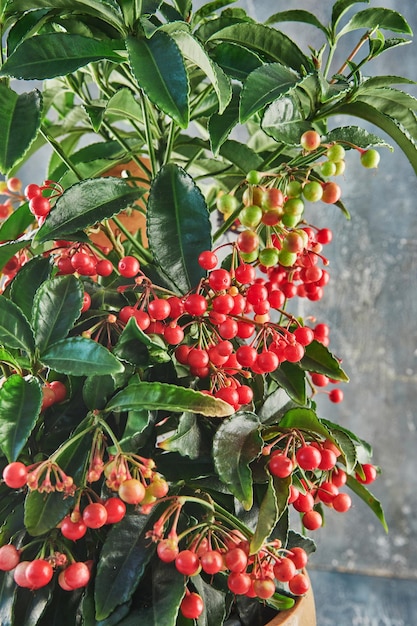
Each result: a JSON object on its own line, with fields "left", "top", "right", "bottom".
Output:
{"left": 208, "top": 23, "right": 310, "bottom": 73}
{"left": 10, "top": 256, "right": 52, "bottom": 320}
{"left": 41, "top": 336, "right": 124, "bottom": 376}
{"left": 270, "top": 361, "right": 306, "bottom": 405}
{"left": 258, "top": 386, "right": 293, "bottom": 424}
{"left": 32, "top": 275, "right": 84, "bottom": 353}
{"left": 240, "top": 63, "right": 300, "bottom": 123}
{"left": 159, "top": 412, "right": 202, "bottom": 459}
{"left": 0, "top": 295, "right": 35, "bottom": 354}
{"left": 0, "top": 34, "right": 123, "bottom": 80}
{"left": 118, "top": 409, "right": 151, "bottom": 452}
{"left": 114, "top": 317, "right": 170, "bottom": 366}
{"left": 324, "top": 426, "right": 357, "bottom": 474}
{"left": 125, "top": 560, "right": 185, "bottom": 626}
{"left": 126, "top": 31, "right": 189, "bottom": 128}
{"left": 211, "top": 42, "right": 262, "bottom": 81}
{"left": 95, "top": 510, "right": 156, "bottom": 620}
{"left": 250, "top": 478, "right": 279, "bottom": 554}
{"left": 300, "top": 340, "right": 349, "bottom": 382}
{"left": 262, "top": 94, "right": 310, "bottom": 145}
{"left": 13, "top": 586, "right": 52, "bottom": 626}
{"left": 325, "top": 125, "right": 393, "bottom": 150}
{"left": 338, "top": 8, "right": 413, "bottom": 38}
{"left": 24, "top": 425, "right": 93, "bottom": 535}
{"left": 106, "top": 381, "right": 233, "bottom": 417}
{"left": 147, "top": 163, "right": 211, "bottom": 293}
{"left": 0, "top": 375, "right": 42, "bottom": 462}
{"left": 192, "top": 574, "right": 227, "bottom": 626}
{"left": 334, "top": 99, "right": 417, "bottom": 175}
{"left": 170, "top": 29, "right": 232, "bottom": 114}
{"left": 0, "top": 202, "right": 33, "bottom": 243}
{"left": 279, "top": 407, "right": 332, "bottom": 441}
{"left": 5, "top": 0, "right": 125, "bottom": 34}
{"left": 83, "top": 374, "right": 116, "bottom": 410}
{"left": 35, "top": 177, "right": 146, "bottom": 243}
{"left": 218, "top": 139, "right": 263, "bottom": 172}
{"left": 0, "top": 347, "right": 24, "bottom": 374}
{"left": 213, "top": 412, "right": 262, "bottom": 510}
{"left": 265, "top": 10, "right": 327, "bottom": 34}
{"left": 346, "top": 475, "right": 388, "bottom": 532}
{"left": 331, "top": 0, "right": 369, "bottom": 30}
{"left": 0, "top": 240, "right": 30, "bottom": 274}
{"left": 106, "top": 88, "right": 144, "bottom": 124}
{"left": 0, "top": 85, "right": 42, "bottom": 174}
{"left": 208, "top": 87, "right": 240, "bottom": 154}
{"left": 0, "top": 569, "right": 17, "bottom": 626}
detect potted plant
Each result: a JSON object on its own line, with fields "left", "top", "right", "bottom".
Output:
{"left": 0, "top": 1, "right": 414, "bottom": 624}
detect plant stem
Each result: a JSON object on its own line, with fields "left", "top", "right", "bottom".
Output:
{"left": 140, "top": 92, "right": 158, "bottom": 177}
{"left": 112, "top": 215, "right": 153, "bottom": 263}
{"left": 40, "top": 126, "right": 83, "bottom": 181}
{"left": 331, "top": 31, "right": 372, "bottom": 82}
{"left": 162, "top": 119, "right": 177, "bottom": 166}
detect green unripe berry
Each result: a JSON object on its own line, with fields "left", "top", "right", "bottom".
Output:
{"left": 326, "top": 144, "right": 345, "bottom": 162}
{"left": 278, "top": 249, "right": 297, "bottom": 267}
{"left": 302, "top": 181, "right": 323, "bottom": 203}
{"left": 360, "top": 149, "right": 380, "bottom": 169}
{"left": 246, "top": 170, "right": 263, "bottom": 185}
{"left": 281, "top": 213, "right": 300, "bottom": 228}
{"left": 239, "top": 204, "right": 263, "bottom": 228}
{"left": 217, "top": 193, "right": 239, "bottom": 215}
{"left": 320, "top": 161, "right": 337, "bottom": 177}
{"left": 240, "top": 250, "right": 259, "bottom": 263}
{"left": 258, "top": 247, "right": 280, "bottom": 267}
{"left": 333, "top": 160, "right": 346, "bottom": 176}
{"left": 300, "top": 130, "right": 321, "bottom": 151}
{"left": 287, "top": 180, "right": 302, "bottom": 198}
{"left": 283, "top": 197, "right": 304, "bottom": 216}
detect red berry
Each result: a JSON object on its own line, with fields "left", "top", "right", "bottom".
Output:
{"left": 49, "top": 380, "right": 67, "bottom": 403}
{"left": 273, "top": 557, "right": 297, "bottom": 582}
{"left": 118, "top": 478, "right": 146, "bottom": 504}
{"left": 225, "top": 547, "right": 248, "bottom": 573}
{"left": 148, "top": 298, "right": 171, "bottom": 320}
{"left": 329, "top": 388, "right": 344, "bottom": 403}
{"left": 288, "top": 572, "right": 310, "bottom": 595}
{"left": 180, "top": 592, "right": 204, "bottom": 619}
{"left": 104, "top": 497, "right": 126, "bottom": 524}
{"left": 29, "top": 195, "right": 50, "bottom": 217}
{"left": 63, "top": 562, "right": 91, "bottom": 590}
{"left": 25, "top": 559, "right": 54, "bottom": 589}
{"left": 157, "top": 538, "right": 179, "bottom": 563}
{"left": 356, "top": 463, "right": 377, "bottom": 484}
{"left": 333, "top": 492, "right": 352, "bottom": 513}
{"left": 296, "top": 445, "right": 321, "bottom": 471}
{"left": 3, "top": 462, "right": 28, "bottom": 488}
{"left": 227, "top": 571, "right": 251, "bottom": 595}
{"left": 118, "top": 256, "right": 140, "bottom": 278}
{"left": 208, "top": 268, "right": 231, "bottom": 291}
{"left": 253, "top": 577, "right": 276, "bottom": 599}
{"left": 60, "top": 515, "right": 87, "bottom": 540}
{"left": 288, "top": 547, "right": 308, "bottom": 570}
{"left": 302, "top": 510, "right": 323, "bottom": 530}
{"left": 200, "top": 550, "right": 224, "bottom": 575}
{"left": 0, "top": 544, "right": 20, "bottom": 571}
{"left": 13, "top": 561, "right": 31, "bottom": 587}
{"left": 82, "top": 502, "right": 108, "bottom": 528}
{"left": 293, "top": 492, "right": 314, "bottom": 513}
{"left": 198, "top": 250, "right": 218, "bottom": 270}
{"left": 175, "top": 549, "right": 200, "bottom": 576}
{"left": 269, "top": 453, "right": 294, "bottom": 478}
{"left": 96, "top": 259, "right": 113, "bottom": 276}
{"left": 184, "top": 293, "right": 207, "bottom": 316}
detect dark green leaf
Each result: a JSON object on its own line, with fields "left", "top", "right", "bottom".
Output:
{"left": 83, "top": 374, "right": 116, "bottom": 410}
{"left": 324, "top": 426, "right": 357, "bottom": 473}
{"left": 147, "top": 163, "right": 211, "bottom": 293}
{"left": 0, "top": 347, "right": 24, "bottom": 374}
{"left": 325, "top": 125, "right": 393, "bottom": 150}
{"left": 0, "top": 239, "right": 30, "bottom": 274}
{"left": 125, "top": 560, "right": 185, "bottom": 626}
{"left": 346, "top": 475, "right": 388, "bottom": 532}
{"left": 213, "top": 412, "right": 262, "bottom": 510}
{"left": 192, "top": 0, "right": 238, "bottom": 24}
{"left": 240, "top": 63, "right": 300, "bottom": 122}
{"left": 10, "top": 256, "right": 52, "bottom": 320}
{"left": 257, "top": 386, "right": 293, "bottom": 424}
{"left": 0, "top": 34, "right": 123, "bottom": 80}
{"left": 262, "top": 93, "right": 310, "bottom": 145}
{"left": 250, "top": 478, "right": 279, "bottom": 553}
{"left": 6, "top": 8, "right": 50, "bottom": 54}
{"left": 13, "top": 586, "right": 52, "bottom": 626}
{"left": 159, "top": 412, "right": 202, "bottom": 459}
{"left": 0, "top": 202, "right": 33, "bottom": 243}
{"left": 211, "top": 42, "right": 262, "bottom": 81}
{"left": 208, "top": 23, "right": 310, "bottom": 73}
{"left": 32, "top": 275, "right": 83, "bottom": 353}
{"left": 0, "top": 86, "right": 42, "bottom": 174}
{"left": 35, "top": 177, "right": 146, "bottom": 243}
{"left": 279, "top": 407, "right": 332, "bottom": 441}
{"left": 331, "top": 0, "right": 369, "bottom": 30}
{"left": 300, "top": 340, "right": 349, "bottom": 382}
{"left": 321, "top": 418, "right": 373, "bottom": 457}
{"left": 106, "top": 381, "right": 233, "bottom": 417}
{"left": 126, "top": 31, "right": 189, "bottom": 128}
{"left": 270, "top": 362, "right": 306, "bottom": 405}
{"left": 114, "top": 317, "right": 170, "bottom": 366}
{"left": 208, "top": 87, "right": 240, "bottom": 154}
{"left": 0, "top": 295, "right": 35, "bottom": 354}
{"left": 0, "top": 375, "right": 42, "bottom": 462}
{"left": 265, "top": 10, "right": 327, "bottom": 34}
{"left": 192, "top": 574, "right": 227, "bottom": 626}
{"left": 0, "top": 569, "right": 17, "bottom": 626}
{"left": 170, "top": 29, "right": 232, "bottom": 114}
{"left": 24, "top": 424, "right": 93, "bottom": 535}
{"left": 118, "top": 409, "right": 151, "bottom": 452}
{"left": 338, "top": 8, "right": 413, "bottom": 38}
{"left": 95, "top": 510, "right": 156, "bottom": 620}
{"left": 106, "top": 88, "right": 144, "bottom": 124}
{"left": 218, "top": 139, "right": 263, "bottom": 172}
{"left": 41, "top": 336, "right": 124, "bottom": 376}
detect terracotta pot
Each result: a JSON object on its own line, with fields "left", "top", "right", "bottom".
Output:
{"left": 264, "top": 584, "right": 316, "bottom": 626}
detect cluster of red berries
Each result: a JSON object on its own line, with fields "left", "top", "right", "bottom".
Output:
{"left": 24, "top": 179, "right": 63, "bottom": 223}
{"left": 265, "top": 436, "right": 378, "bottom": 530}
{"left": 0, "top": 543, "right": 92, "bottom": 591}
{"left": 154, "top": 518, "right": 310, "bottom": 620}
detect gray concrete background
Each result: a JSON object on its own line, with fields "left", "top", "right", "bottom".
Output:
{"left": 13, "top": 0, "right": 417, "bottom": 599}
